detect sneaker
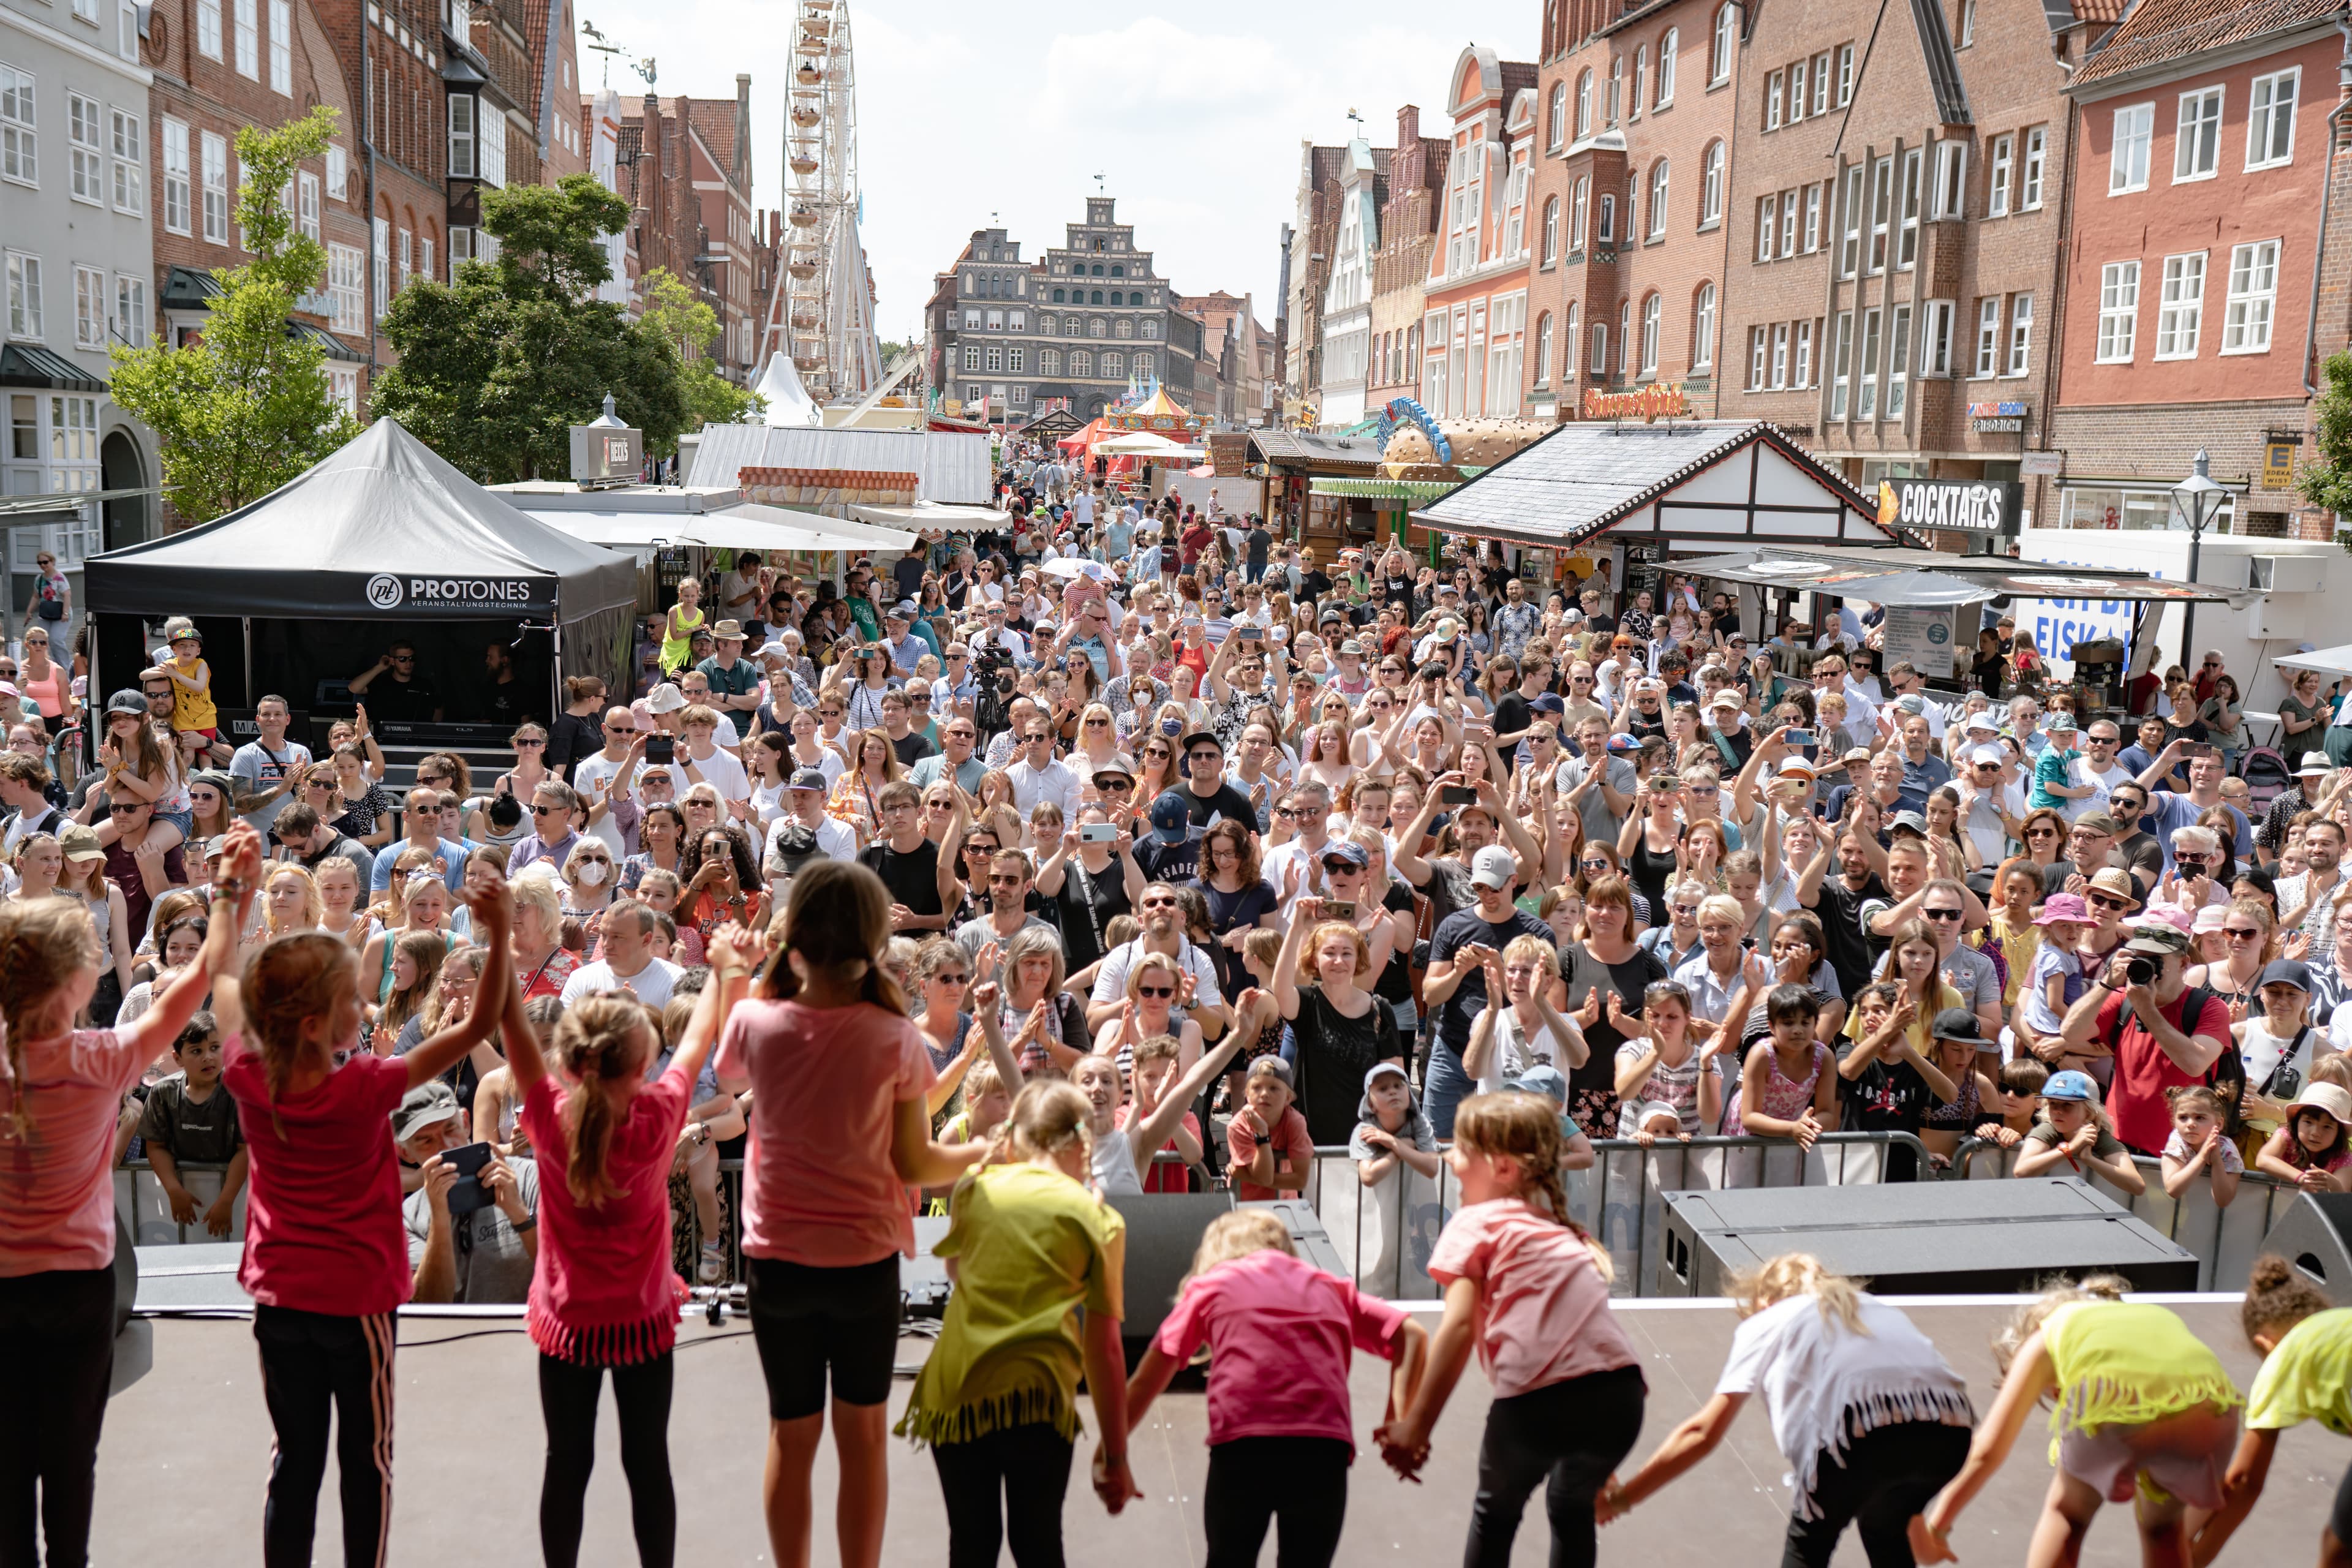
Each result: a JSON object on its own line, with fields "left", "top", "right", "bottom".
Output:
{"left": 696, "top": 1239, "right": 726, "bottom": 1285}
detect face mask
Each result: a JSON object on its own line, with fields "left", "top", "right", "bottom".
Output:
{"left": 576, "top": 860, "right": 609, "bottom": 888}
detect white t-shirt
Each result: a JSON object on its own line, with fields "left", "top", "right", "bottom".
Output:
{"left": 1474, "top": 1008, "right": 1578, "bottom": 1096}
{"left": 559, "top": 956, "right": 685, "bottom": 1009}
{"left": 1714, "top": 1292, "right": 1973, "bottom": 1517}
{"left": 679, "top": 745, "right": 750, "bottom": 802}
{"left": 571, "top": 750, "right": 631, "bottom": 856}
{"left": 1088, "top": 937, "right": 1224, "bottom": 1011}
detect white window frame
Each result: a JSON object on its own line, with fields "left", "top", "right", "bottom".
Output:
{"left": 1570, "top": 178, "right": 1589, "bottom": 249}
{"left": 2111, "top": 103, "right": 2154, "bottom": 194}
{"left": 67, "top": 92, "right": 103, "bottom": 206}
{"left": 1839, "top": 165, "right": 1863, "bottom": 277}
{"left": 1575, "top": 70, "right": 1593, "bottom": 139}
{"left": 1988, "top": 134, "right": 2013, "bottom": 216}
{"left": 328, "top": 241, "right": 363, "bottom": 334}
{"left": 109, "top": 106, "right": 141, "bottom": 214}
{"left": 2022, "top": 126, "right": 2047, "bottom": 208}
{"left": 372, "top": 215, "right": 388, "bottom": 321}
{"left": 1837, "top": 43, "right": 1855, "bottom": 105}
{"left": 1898, "top": 150, "right": 1922, "bottom": 268}
{"left": 200, "top": 131, "right": 228, "bottom": 244}
{"left": 6, "top": 252, "right": 44, "bottom": 340}
{"left": 1542, "top": 197, "right": 1559, "bottom": 263}
{"left": 1930, "top": 140, "right": 1965, "bottom": 221}
{"left": 1548, "top": 81, "right": 1567, "bottom": 151}
{"left": 1758, "top": 193, "right": 1777, "bottom": 262}
{"left": 1973, "top": 296, "right": 2000, "bottom": 377}
{"left": 1711, "top": 4, "right": 1734, "bottom": 85}
{"left": 233, "top": 0, "right": 258, "bottom": 78}
{"left": 270, "top": 0, "right": 292, "bottom": 94}
{"left": 1749, "top": 326, "right": 1768, "bottom": 390}
{"left": 1790, "top": 59, "right": 1807, "bottom": 122}
{"left": 2155, "top": 251, "right": 2206, "bottom": 359}
{"left": 1648, "top": 161, "right": 1670, "bottom": 238}
{"left": 1830, "top": 311, "right": 1853, "bottom": 418}
{"left": 2223, "top": 239, "right": 2279, "bottom": 352}
{"left": 2247, "top": 68, "right": 2298, "bottom": 170}
{"left": 1634, "top": 47, "right": 1648, "bottom": 119}
{"left": 326, "top": 142, "right": 347, "bottom": 200}
{"left": 1868, "top": 155, "right": 1892, "bottom": 273}
{"left": 2096, "top": 260, "right": 2139, "bottom": 363}
{"left": 1961, "top": 0, "right": 1977, "bottom": 44}
{"left": 1887, "top": 304, "right": 1912, "bottom": 417}
{"left": 0, "top": 65, "right": 34, "bottom": 189}
{"left": 73, "top": 264, "right": 105, "bottom": 348}
{"left": 1804, "top": 182, "right": 1822, "bottom": 251}
{"left": 1766, "top": 70, "right": 1784, "bottom": 129}
{"left": 113, "top": 272, "right": 146, "bottom": 346}
{"left": 1813, "top": 50, "right": 1832, "bottom": 115}
{"left": 1693, "top": 284, "right": 1715, "bottom": 369}
{"left": 2175, "top": 86, "right": 2222, "bottom": 183}
{"left": 1795, "top": 318, "right": 1814, "bottom": 385}
{"left": 296, "top": 168, "right": 319, "bottom": 241}
{"left": 1770, "top": 322, "right": 1789, "bottom": 388}
{"left": 1640, "top": 294, "right": 1661, "bottom": 375}
{"left": 2007, "top": 292, "right": 2034, "bottom": 376}
{"left": 1591, "top": 320, "right": 1608, "bottom": 375}
{"left": 161, "top": 118, "right": 189, "bottom": 233}
{"left": 1921, "top": 299, "right": 1953, "bottom": 375}
{"left": 1702, "top": 141, "right": 1724, "bottom": 226}
{"left": 196, "top": 0, "right": 221, "bottom": 58}
{"left": 1858, "top": 306, "right": 1880, "bottom": 418}
{"left": 1657, "top": 29, "right": 1677, "bottom": 105}
{"left": 447, "top": 93, "right": 474, "bottom": 180}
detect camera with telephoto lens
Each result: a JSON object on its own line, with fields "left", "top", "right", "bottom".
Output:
{"left": 2125, "top": 956, "right": 2158, "bottom": 986}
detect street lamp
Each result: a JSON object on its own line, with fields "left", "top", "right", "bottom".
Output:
{"left": 2169, "top": 448, "right": 2228, "bottom": 667}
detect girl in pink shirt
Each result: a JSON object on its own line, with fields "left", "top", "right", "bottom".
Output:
{"left": 216, "top": 869, "right": 514, "bottom": 1568}
{"left": 502, "top": 916, "right": 755, "bottom": 1568}
{"left": 1379, "top": 1090, "right": 1646, "bottom": 1568}
{"left": 0, "top": 829, "right": 257, "bottom": 1568}
{"left": 712, "top": 860, "right": 984, "bottom": 1568}
{"left": 1126, "top": 1208, "right": 1428, "bottom": 1568}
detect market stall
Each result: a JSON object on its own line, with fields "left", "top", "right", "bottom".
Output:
{"left": 85, "top": 418, "right": 636, "bottom": 755}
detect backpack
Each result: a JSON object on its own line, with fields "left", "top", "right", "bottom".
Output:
{"left": 2103, "top": 982, "right": 2239, "bottom": 1137}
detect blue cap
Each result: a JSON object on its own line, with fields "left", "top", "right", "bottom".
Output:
{"left": 1147, "top": 791, "right": 1193, "bottom": 844}
{"left": 2041, "top": 1069, "right": 2100, "bottom": 1103}
{"left": 1319, "top": 840, "right": 1368, "bottom": 870}
{"left": 1528, "top": 693, "right": 1566, "bottom": 715}
{"left": 1606, "top": 733, "right": 1644, "bottom": 753}
{"left": 1512, "top": 1064, "right": 1569, "bottom": 1104}
{"left": 2261, "top": 959, "right": 2315, "bottom": 994}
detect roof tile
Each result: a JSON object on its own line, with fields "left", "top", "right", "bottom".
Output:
{"left": 2075, "top": 0, "right": 2342, "bottom": 85}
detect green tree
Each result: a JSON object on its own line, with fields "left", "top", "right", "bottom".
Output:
{"left": 2301, "top": 350, "right": 2352, "bottom": 537}
{"left": 639, "top": 266, "right": 766, "bottom": 429}
{"left": 371, "top": 174, "right": 689, "bottom": 479}
{"left": 107, "top": 106, "right": 361, "bottom": 524}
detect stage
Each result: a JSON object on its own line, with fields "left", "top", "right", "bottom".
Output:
{"left": 94, "top": 1297, "right": 2344, "bottom": 1564}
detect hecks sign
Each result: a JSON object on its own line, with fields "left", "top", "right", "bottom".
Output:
{"left": 1876, "top": 478, "right": 2022, "bottom": 535}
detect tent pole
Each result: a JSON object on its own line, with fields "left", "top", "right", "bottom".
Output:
{"left": 243, "top": 619, "right": 253, "bottom": 708}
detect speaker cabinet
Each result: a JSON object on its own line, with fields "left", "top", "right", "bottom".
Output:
{"left": 1655, "top": 1178, "right": 2201, "bottom": 1297}
{"left": 2255, "top": 1193, "right": 2352, "bottom": 1307}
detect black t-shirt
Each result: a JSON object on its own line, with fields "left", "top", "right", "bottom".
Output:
{"left": 1428, "top": 906, "right": 1554, "bottom": 1052}
{"left": 1373, "top": 880, "right": 1419, "bottom": 1006}
{"left": 1582, "top": 612, "right": 1618, "bottom": 639}
{"left": 547, "top": 710, "right": 603, "bottom": 775}
{"left": 1300, "top": 569, "right": 1332, "bottom": 605}
{"left": 1806, "top": 873, "right": 1887, "bottom": 1000}
{"left": 1196, "top": 876, "right": 1278, "bottom": 994}
{"left": 1492, "top": 692, "right": 1534, "bottom": 754}
{"left": 1183, "top": 780, "right": 1258, "bottom": 831}
{"left": 1842, "top": 1054, "right": 1934, "bottom": 1134}
{"left": 484, "top": 673, "right": 530, "bottom": 727}
{"left": 366, "top": 671, "right": 439, "bottom": 723}
{"left": 1139, "top": 832, "right": 1202, "bottom": 885}
{"left": 1290, "top": 986, "right": 1400, "bottom": 1147}
{"left": 1246, "top": 526, "right": 1271, "bottom": 567}
{"left": 1052, "top": 856, "right": 1133, "bottom": 974}
{"left": 859, "top": 839, "right": 942, "bottom": 918}
{"left": 1559, "top": 942, "right": 1668, "bottom": 1139}
{"left": 891, "top": 731, "right": 938, "bottom": 769}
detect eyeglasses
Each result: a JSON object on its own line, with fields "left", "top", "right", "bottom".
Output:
{"left": 1923, "top": 908, "right": 1964, "bottom": 922}
{"left": 513, "top": 738, "right": 545, "bottom": 749}
{"left": 1139, "top": 896, "right": 1180, "bottom": 910}
{"left": 964, "top": 843, "right": 998, "bottom": 857}
{"left": 987, "top": 875, "right": 1027, "bottom": 887}
{"left": 934, "top": 973, "right": 970, "bottom": 987}
{"left": 1136, "top": 984, "right": 1177, "bottom": 998}
{"left": 107, "top": 802, "right": 143, "bottom": 816}
{"left": 2087, "top": 892, "right": 2132, "bottom": 910}
{"left": 2025, "top": 826, "right": 2057, "bottom": 839}
{"left": 1580, "top": 857, "right": 1611, "bottom": 870}
{"left": 530, "top": 804, "right": 564, "bottom": 817}
{"left": 2225, "top": 926, "right": 2263, "bottom": 941}
{"left": 1670, "top": 903, "right": 1700, "bottom": 916}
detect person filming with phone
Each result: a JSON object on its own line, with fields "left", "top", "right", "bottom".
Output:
{"left": 396, "top": 1080, "right": 538, "bottom": 1304}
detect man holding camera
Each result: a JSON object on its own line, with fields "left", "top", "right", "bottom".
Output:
{"left": 2054, "top": 923, "right": 2231, "bottom": 1156}
{"left": 396, "top": 1082, "right": 537, "bottom": 1305}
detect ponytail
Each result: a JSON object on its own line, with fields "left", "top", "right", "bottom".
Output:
{"left": 1452, "top": 1090, "right": 1611, "bottom": 1283}
{"left": 0, "top": 897, "right": 99, "bottom": 1140}
{"left": 551, "top": 995, "right": 656, "bottom": 1207}
{"left": 2242, "top": 1254, "right": 2331, "bottom": 1349}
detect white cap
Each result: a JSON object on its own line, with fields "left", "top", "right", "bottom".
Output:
{"left": 1469, "top": 844, "right": 1518, "bottom": 890}
{"left": 1969, "top": 743, "right": 2007, "bottom": 766}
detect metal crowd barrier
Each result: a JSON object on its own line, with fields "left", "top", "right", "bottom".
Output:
{"left": 115, "top": 1161, "right": 249, "bottom": 1246}
{"left": 1951, "top": 1139, "right": 2300, "bottom": 1292}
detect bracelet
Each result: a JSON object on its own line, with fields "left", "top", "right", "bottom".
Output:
{"left": 510, "top": 1215, "right": 537, "bottom": 1235}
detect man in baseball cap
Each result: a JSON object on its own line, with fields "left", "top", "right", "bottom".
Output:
{"left": 2062, "top": 919, "right": 2228, "bottom": 1154}
{"left": 767, "top": 766, "right": 854, "bottom": 868}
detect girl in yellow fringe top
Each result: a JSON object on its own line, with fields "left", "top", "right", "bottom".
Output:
{"left": 1914, "top": 1276, "right": 2240, "bottom": 1568}
{"left": 896, "top": 1079, "right": 1134, "bottom": 1566}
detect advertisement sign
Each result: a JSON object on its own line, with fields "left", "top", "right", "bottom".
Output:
{"left": 1877, "top": 478, "right": 2024, "bottom": 534}
{"left": 1581, "top": 383, "right": 1689, "bottom": 423}
{"left": 1880, "top": 604, "right": 1964, "bottom": 680}
{"left": 2263, "top": 442, "right": 2297, "bottom": 489}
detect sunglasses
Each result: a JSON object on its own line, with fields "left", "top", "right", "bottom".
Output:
{"left": 934, "top": 973, "right": 970, "bottom": 987}
{"left": 1140, "top": 897, "right": 1180, "bottom": 910}
{"left": 1923, "top": 908, "right": 1964, "bottom": 922}
{"left": 513, "top": 738, "right": 545, "bottom": 748}
{"left": 963, "top": 843, "right": 998, "bottom": 857}
{"left": 2225, "top": 926, "right": 2263, "bottom": 940}
{"left": 2087, "top": 892, "right": 2132, "bottom": 910}
{"left": 987, "top": 875, "right": 1027, "bottom": 887}
{"left": 1136, "top": 984, "right": 1177, "bottom": 998}
{"left": 530, "top": 805, "right": 564, "bottom": 817}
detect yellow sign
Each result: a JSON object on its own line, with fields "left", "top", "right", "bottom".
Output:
{"left": 943, "top": 399, "right": 964, "bottom": 417}
{"left": 2263, "top": 441, "right": 2297, "bottom": 489}
{"left": 1581, "top": 383, "right": 1688, "bottom": 422}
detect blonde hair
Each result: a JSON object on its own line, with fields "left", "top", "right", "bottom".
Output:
{"left": 1005, "top": 1078, "right": 1092, "bottom": 1162}
{"left": 551, "top": 993, "right": 657, "bottom": 1205}
{"left": 1294, "top": 920, "right": 1371, "bottom": 984}
{"left": 1131, "top": 1031, "right": 1180, "bottom": 1068}
{"left": 240, "top": 932, "right": 360, "bottom": 1137}
{"left": 1500, "top": 932, "right": 1561, "bottom": 980}
{"left": 760, "top": 861, "right": 905, "bottom": 1014}
{"left": 1993, "top": 1273, "right": 2130, "bottom": 1378}
{"left": 1181, "top": 1208, "right": 1294, "bottom": 1290}
{"left": 1452, "top": 1091, "right": 1611, "bottom": 1281}
{"left": 1733, "top": 1252, "right": 1866, "bottom": 1334}
{"left": 264, "top": 862, "right": 323, "bottom": 935}
{"left": 0, "top": 897, "right": 100, "bottom": 1138}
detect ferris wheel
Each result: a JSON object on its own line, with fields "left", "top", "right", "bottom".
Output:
{"left": 756, "top": 0, "right": 881, "bottom": 412}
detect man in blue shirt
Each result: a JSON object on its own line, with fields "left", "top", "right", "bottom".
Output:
{"left": 2131, "top": 740, "right": 2252, "bottom": 872}
{"left": 880, "top": 603, "right": 929, "bottom": 678}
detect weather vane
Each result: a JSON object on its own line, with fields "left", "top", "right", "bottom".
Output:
{"left": 1346, "top": 107, "right": 1362, "bottom": 131}
{"left": 1093, "top": 172, "right": 1106, "bottom": 195}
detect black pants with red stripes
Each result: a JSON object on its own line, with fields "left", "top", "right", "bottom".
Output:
{"left": 254, "top": 1306, "right": 396, "bottom": 1568}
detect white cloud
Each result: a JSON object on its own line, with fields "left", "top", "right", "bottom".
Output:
{"left": 575, "top": 0, "right": 1532, "bottom": 347}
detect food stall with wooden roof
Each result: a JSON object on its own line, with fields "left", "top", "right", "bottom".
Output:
{"left": 1245, "top": 428, "right": 1384, "bottom": 549}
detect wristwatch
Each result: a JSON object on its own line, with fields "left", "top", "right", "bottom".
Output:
{"left": 510, "top": 1216, "right": 537, "bottom": 1235}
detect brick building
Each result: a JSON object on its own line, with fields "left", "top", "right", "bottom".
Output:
{"left": 1531, "top": 0, "right": 1740, "bottom": 417}
{"left": 1417, "top": 45, "right": 1537, "bottom": 421}
{"left": 1283, "top": 140, "right": 1346, "bottom": 409}
{"left": 1179, "top": 290, "right": 1273, "bottom": 426}
{"left": 1368, "top": 104, "right": 1447, "bottom": 418}
{"left": 2049, "top": 0, "right": 2346, "bottom": 539}
{"left": 618, "top": 80, "right": 761, "bottom": 381}
{"left": 1315, "top": 132, "right": 1390, "bottom": 429}
{"left": 1716, "top": 0, "right": 2092, "bottom": 500}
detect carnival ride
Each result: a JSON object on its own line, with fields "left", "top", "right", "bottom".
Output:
{"left": 753, "top": 0, "right": 882, "bottom": 419}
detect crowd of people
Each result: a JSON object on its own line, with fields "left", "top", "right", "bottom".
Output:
{"left": 10, "top": 448, "right": 2352, "bottom": 1567}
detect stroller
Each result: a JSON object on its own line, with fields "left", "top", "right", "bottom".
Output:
{"left": 2238, "top": 746, "right": 2293, "bottom": 814}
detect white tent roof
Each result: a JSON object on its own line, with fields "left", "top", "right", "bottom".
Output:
{"left": 752, "top": 355, "right": 820, "bottom": 427}
{"left": 846, "top": 499, "right": 1012, "bottom": 533}
{"left": 521, "top": 501, "right": 913, "bottom": 554}
{"left": 2275, "top": 644, "right": 2352, "bottom": 679}
{"left": 693, "top": 424, "right": 993, "bottom": 504}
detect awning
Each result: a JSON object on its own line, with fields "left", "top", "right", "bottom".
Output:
{"left": 288, "top": 320, "right": 368, "bottom": 363}
{"left": 2275, "top": 644, "right": 2352, "bottom": 679}
{"left": 1310, "top": 477, "right": 1467, "bottom": 503}
{"left": 527, "top": 504, "right": 913, "bottom": 555}
{"left": 845, "top": 499, "right": 1011, "bottom": 533}
{"left": 1672, "top": 545, "right": 2259, "bottom": 608}
{"left": 0, "top": 344, "right": 104, "bottom": 393}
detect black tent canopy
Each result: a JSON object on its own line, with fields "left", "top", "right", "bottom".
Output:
{"left": 85, "top": 418, "right": 637, "bottom": 742}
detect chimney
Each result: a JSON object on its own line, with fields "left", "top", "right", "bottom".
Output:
{"left": 1397, "top": 104, "right": 1420, "bottom": 147}
{"left": 734, "top": 72, "right": 752, "bottom": 188}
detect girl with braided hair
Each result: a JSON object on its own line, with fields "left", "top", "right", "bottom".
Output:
{"left": 0, "top": 824, "right": 258, "bottom": 1568}
{"left": 1378, "top": 1089, "right": 1647, "bottom": 1568}
{"left": 216, "top": 863, "right": 514, "bottom": 1568}
{"left": 500, "top": 918, "right": 759, "bottom": 1568}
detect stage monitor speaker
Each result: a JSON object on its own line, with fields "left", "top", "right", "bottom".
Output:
{"left": 113, "top": 1212, "right": 138, "bottom": 1337}
{"left": 1655, "top": 1178, "right": 2199, "bottom": 1298}
{"left": 2254, "top": 1193, "right": 2352, "bottom": 1307}
{"left": 1107, "top": 1191, "right": 1238, "bottom": 1358}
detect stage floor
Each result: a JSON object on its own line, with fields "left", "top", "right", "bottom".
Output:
{"left": 96, "top": 1298, "right": 2341, "bottom": 1566}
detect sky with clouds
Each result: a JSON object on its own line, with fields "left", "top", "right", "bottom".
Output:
{"left": 575, "top": 0, "right": 1534, "bottom": 344}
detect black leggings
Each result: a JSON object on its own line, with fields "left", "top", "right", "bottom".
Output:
{"left": 253, "top": 1305, "right": 396, "bottom": 1568}
{"left": 931, "top": 1421, "right": 1074, "bottom": 1568}
{"left": 0, "top": 1267, "right": 115, "bottom": 1568}
{"left": 1464, "top": 1363, "right": 1646, "bottom": 1568}
{"left": 1782, "top": 1420, "right": 1972, "bottom": 1568}
{"left": 537, "top": 1351, "right": 676, "bottom": 1568}
{"left": 1205, "top": 1435, "right": 1349, "bottom": 1568}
